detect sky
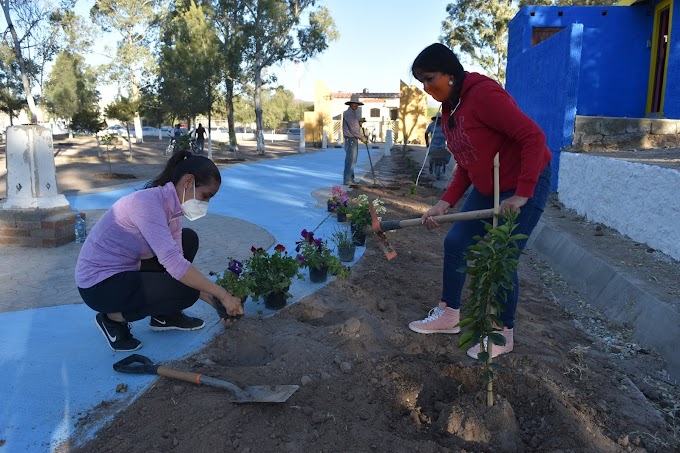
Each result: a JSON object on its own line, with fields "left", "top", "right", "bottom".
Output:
{"left": 73, "top": 0, "right": 463, "bottom": 104}
{"left": 270, "top": 0, "right": 454, "bottom": 101}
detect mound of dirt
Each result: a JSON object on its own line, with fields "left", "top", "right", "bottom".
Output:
{"left": 66, "top": 151, "right": 679, "bottom": 453}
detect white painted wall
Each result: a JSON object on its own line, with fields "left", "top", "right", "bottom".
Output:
{"left": 559, "top": 152, "right": 680, "bottom": 261}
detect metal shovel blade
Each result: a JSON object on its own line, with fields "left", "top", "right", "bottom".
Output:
{"left": 198, "top": 375, "right": 299, "bottom": 403}
{"left": 233, "top": 384, "right": 300, "bottom": 404}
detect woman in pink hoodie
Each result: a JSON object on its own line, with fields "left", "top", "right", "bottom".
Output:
{"left": 407, "top": 43, "right": 552, "bottom": 359}
{"left": 76, "top": 151, "right": 243, "bottom": 352}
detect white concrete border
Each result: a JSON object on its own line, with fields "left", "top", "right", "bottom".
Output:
{"left": 558, "top": 152, "right": 680, "bottom": 261}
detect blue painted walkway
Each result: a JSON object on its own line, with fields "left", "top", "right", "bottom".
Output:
{"left": 0, "top": 146, "right": 383, "bottom": 452}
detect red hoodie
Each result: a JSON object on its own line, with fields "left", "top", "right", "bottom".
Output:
{"left": 441, "top": 72, "right": 552, "bottom": 207}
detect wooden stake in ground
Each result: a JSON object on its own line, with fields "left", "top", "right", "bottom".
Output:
{"left": 488, "top": 152, "right": 500, "bottom": 407}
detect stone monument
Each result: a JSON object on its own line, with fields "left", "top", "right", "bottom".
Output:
{"left": 0, "top": 125, "right": 78, "bottom": 247}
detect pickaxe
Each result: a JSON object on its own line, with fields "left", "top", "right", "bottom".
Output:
{"left": 369, "top": 154, "right": 500, "bottom": 260}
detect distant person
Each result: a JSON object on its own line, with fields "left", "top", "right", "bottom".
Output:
{"left": 195, "top": 123, "right": 206, "bottom": 153}
{"left": 342, "top": 94, "right": 366, "bottom": 186}
{"left": 75, "top": 151, "right": 243, "bottom": 352}
{"left": 407, "top": 43, "right": 552, "bottom": 359}
{"left": 371, "top": 126, "right": 377, "bottom": 143}
{"left": 425, "top": 112, "right": 451, "bottom": 174}
{"left": 173, "top": 124, "right": 182, "bottom": 139}
{"left": 359, "top": 118, "right": 369, "bottom": 140}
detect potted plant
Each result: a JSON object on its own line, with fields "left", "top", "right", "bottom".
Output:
{"left": 215, "top": 258, "right": 251, "bottom": 303}
{"left": 245, "top": 244, "right": 303, "bottom": 310}
{"left": 331, "top": 227, "right": 356, "bottom": 262}
{"left": 335, "top": 198, "right": 349, "bottom": 222}
{"left": 327, "top": 185, "right": 347, "bottom": 212}
{"left": 347, "top": 195, "right": 386, "bottom": 246}
{"left": 296, "top": 229, "right": 349, "bottom": 283}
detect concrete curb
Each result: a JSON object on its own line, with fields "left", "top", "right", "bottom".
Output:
{"left": 528, "top": 220, "right": 680, "bottom": 379}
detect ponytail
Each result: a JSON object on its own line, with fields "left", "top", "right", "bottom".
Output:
{"left": 145, "top": 151, "right": 221, "bottom": 189}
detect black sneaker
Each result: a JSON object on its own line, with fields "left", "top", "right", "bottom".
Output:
{"left": 95, "top": 313, "right": 142, "bottom": 352}
{"left": 149, "top": 311, "right": 205, "bottom": 331}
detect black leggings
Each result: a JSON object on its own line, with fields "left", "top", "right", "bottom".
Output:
{"left": 78, "top": 228, "right": 201, "bottom": 322}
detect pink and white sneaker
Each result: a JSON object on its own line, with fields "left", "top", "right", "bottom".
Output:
{"left": 408, "top": 302, "right": 460, "bottom": 334}
{"left": 466, "top": 328, "right": 514, "bottom": 359}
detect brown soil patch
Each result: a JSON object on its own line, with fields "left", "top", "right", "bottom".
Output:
{"left": 93, "top": 173, "right": 137, "bottom": 180}
{"left": 62, "top": 150, "right": 678, "bottom": 453}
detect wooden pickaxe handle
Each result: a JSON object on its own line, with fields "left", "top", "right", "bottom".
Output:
{"left": 378, "top": 208, "right": 496, "bottom": 232}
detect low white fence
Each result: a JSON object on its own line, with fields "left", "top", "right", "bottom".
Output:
{"left": 558, "top": 152, "right": 680, "bottom": 261}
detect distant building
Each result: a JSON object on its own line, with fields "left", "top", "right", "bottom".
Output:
{"left": 303, "top": 81, "right": 428, "bottom": 146}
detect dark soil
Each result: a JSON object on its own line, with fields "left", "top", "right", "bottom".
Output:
{"left": 64, "top": 149, "right": 679, "bottom": 453}
{"left": 93, "top": 173, "right": 137, "bottom": 180}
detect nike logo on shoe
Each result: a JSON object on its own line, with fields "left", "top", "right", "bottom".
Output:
{"left": 102, "top": 324, "right": 117, "bottom": 342}
{"left": 153, "top": 318, "right": 167, "bottom": 325}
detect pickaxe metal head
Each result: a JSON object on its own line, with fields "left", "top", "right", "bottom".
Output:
{"left": 369, "top": 201, "right": 397, "bottom": 260}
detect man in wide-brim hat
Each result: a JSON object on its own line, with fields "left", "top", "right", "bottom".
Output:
{"left": 342, "top": 94, "right": 365, "bottom": 186}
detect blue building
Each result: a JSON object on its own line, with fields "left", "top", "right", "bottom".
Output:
{"left": 506, "top": 0, "right": 678, "bottom": 189}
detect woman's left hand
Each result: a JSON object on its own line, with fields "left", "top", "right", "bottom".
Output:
{"left": 499, "top": 195, "right": 528, "bottom": 214}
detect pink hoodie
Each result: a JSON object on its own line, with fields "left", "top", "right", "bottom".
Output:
{"left": 75, "top": 182, "right": 190, "bottom": 288}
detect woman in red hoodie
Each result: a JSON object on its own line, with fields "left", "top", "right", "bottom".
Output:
{"left": 407, "top": 43, "right": 552, "bottom": 358}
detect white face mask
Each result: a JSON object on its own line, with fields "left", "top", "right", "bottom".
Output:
{"left": 181, "top": 180, "right": 209, "bottom": 221}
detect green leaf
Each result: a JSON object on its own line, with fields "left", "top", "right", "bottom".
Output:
{"left": 477, "top": 351, "right": 489, "bottom": 362}
{"left": 488, "top": 332, "right": 506, "bottom": 346}
{"left": 458, "top": 330, "right": 475, "bottom": 349}
{"left": 457, "top": 317, "right": 475, "bottom": 328}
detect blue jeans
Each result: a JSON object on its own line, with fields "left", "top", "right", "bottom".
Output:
{"left": 343, "top": 138, "right": 359, "bottom": 184}
{"left": 441, "top": 164, "right": 551, "bottom": 328}
{"left": 196, "top": 139, "right": 205, "bottom": 152}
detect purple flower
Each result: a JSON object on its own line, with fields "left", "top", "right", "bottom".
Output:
{"left": 296, "top": 254, "right": 306, "bottom": 265}
{"left": 227, "top": 259, "right": 243, "bottom": 276}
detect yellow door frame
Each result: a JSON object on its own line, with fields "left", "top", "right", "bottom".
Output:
{"left": 646, "top": 0, "right": 674, "bottom": 115}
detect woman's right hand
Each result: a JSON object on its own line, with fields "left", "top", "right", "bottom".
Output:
{"left": 421, "top": 200, "right": 451, "bottom": 230}
{"left": 213, "top": 291, "right": 244, "bottom": 322}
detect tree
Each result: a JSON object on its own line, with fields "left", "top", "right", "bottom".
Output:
{"left": 241, "top": 0, "right": 338, "bottom": 153}
{"left": 91, "top": 0, "right": 161, "bottom": 143}
{"left": 233, "top": 93, "right": 255, "bottom": 125}
{"left": 440, "top": 0, "right": 517, "bottom": 84}
{"left": 214, "top": 0, "right": 247, "bottom": 151}
{"left": 139, "top": 84, "right": 167, "bottom": 132}
{"left": 397, "top": 81, "right": 427, "bottom": 152}
{"left": 0, "top": 0, "right": 56, "bottom": 123}
{"left": 44, "top": 51, "right": 99, "bottom": 137}
{"left": 159, "top": 1, "right": 220, "bottom": 134}
{"left": 261, "top": 86, "right": 296, "bottom": 130}
{"left": 0, "top": 41, "right": 26, "bottom": 123}
{"left": 458, "top": 212, "right": 527, "bottom": 407}
{"left": 70, "top": 109, "right": 106, "bottom": 138}
{"left": 441, "top": 0, "right": 618, "bottom": 85}
{"left": 105, "top": 96, "right": 138, "bottom": 159}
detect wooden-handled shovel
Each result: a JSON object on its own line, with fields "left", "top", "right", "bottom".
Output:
{"left": 370, "top": 153, "right": 501, "bottom": 260}
{"left": 113, "top": 354, "right": 299, "bottom": 404}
